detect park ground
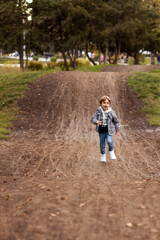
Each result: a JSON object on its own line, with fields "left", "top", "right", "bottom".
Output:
{"left": 0, "top": 65, "right": 160, "bottom": 240}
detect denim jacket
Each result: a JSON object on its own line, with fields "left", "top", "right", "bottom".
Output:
{"left": 91, "top": 107, "right": 120, "bottom": 135}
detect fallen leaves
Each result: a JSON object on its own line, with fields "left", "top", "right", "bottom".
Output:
{"left": 126, "top": 222, "right": 133, "bottom": 227}
{"left": 50, "top": 212, "right": 60, "bottom": 217}
{"left": 136, "top": 223, "right": 144, "bottom": 227}
{"left": 6, "top": 195, "right": 11, "bottom": 200}
{"left": 134, "top": 181, "right": 143, "bottom": 184}
{"left": 126, "top": 222, "right": 145, "bottom": 228}
{"left": 80, "top": 203, "right": 85, "bottom": 208}
{"left": 50, "top": 213, "right": 56, "bottom": 217}
{"left": 108, "top": 213, "right": 115, "bottom": 217}
{"left": 138, "top": 205, "right": 146, "bottom": 209}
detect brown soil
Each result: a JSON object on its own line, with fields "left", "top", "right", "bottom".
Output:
{"left": 1, "top": 65, "right": 160, "bottom": 240}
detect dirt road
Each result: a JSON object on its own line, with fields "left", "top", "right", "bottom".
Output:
{"left": 1, "top": 66, "right": 160, "bottom": 240}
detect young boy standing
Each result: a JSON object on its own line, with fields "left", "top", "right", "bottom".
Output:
{"left": 91, "top": 96, "right": 120, "bottom": 162}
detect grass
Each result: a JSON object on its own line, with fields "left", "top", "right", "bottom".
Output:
{"left": 127, "top": 69, "right": 160, "bottom": 125}
{"left": 127, "top": 56, "right": 159, "bottom": 65}
{"left": 74, "top": 64, "right": 113, "bottom": 72}
{"left": 0, "top": 57, "right": 19, "bottom": 64}
{"left": 0, "top": 69, "right": 54, "bottom": 139}
{"left": 0, "top": 66, "right": 21, "bottom": 74}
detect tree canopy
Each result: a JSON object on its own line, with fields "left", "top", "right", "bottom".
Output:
{"left": 0, "top": 0, "right": 160, "bottom": 69}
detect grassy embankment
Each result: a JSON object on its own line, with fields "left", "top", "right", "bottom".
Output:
{"left": 0, "top": 69, "right": 54, "bottom": 140}
{"left": 127, "top": 69, "right": 160, "bottom": 125}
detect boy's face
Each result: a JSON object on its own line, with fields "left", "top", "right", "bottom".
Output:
{"left": 101, "top": 99, "right": 110, "bottom": 111}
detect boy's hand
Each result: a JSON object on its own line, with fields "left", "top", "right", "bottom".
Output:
{"left": 96, "top": 121, "right": 102, "bottom": 125}
{"left": 115, "top": 132, "right": 120, "bottom": 136}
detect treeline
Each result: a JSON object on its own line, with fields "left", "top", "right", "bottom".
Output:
{"left": 0, "top": 0, "right": 160, "bottom": 70}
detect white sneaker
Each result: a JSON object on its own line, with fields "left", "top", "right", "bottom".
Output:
{"left": 109, "top": 150, "right": 116, "bottom": 160}
{"left": 101, "top": 154, "right": 106, "bottom": 162}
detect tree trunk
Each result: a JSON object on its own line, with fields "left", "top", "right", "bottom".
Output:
{"left": 108, "top": 53, "right": 112, "bottom": 64}
{"left": 104, "top": 46, "right": 108, "bottom": 64}
{"left": 114, "top": 41, "right": 121, "bottom": 64}
{"left": 134, "top": 52, "right": 140, "bottom": 64}
{"left": 74, "top": 47, "right": 77, "bottom": 69}
{"left": 67, "top": 50, "right": 74, "bottom": 67}
{"left": 25, "top": 47, "right": 29, "bottom": 71}
{"left": 86, "top": 43, "right": 97, "bottom": 65}
{"left": 73, "top": 56, "right": 76, "bottom": 69}
{"left": 151, "top": 53, "right": 155, "bottom": 65}
{"left": 62, "top": 49, "right": 69, "bottom": 71}
{"left": 67, "top": 50, "right": 76, "bottom": 69}
{"left": 75, "top": 48, "right": 78, "bottom": 58}
{"left": 98, "top": 50, "right": 101, "bottom": 65}
{"left": 18, "top": 35, "right": 24, "bottom": 71}
{"left": 25, "top": 41, "right": 30, "bottom": 71}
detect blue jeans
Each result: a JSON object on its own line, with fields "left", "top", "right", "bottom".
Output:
{"left": 99, "top": 133, "right": 114, "bottom": 154}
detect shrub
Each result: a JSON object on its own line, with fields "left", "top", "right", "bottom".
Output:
{"left": 33, "top": 56, "right": 39, "bottom": 61}
{"left": 56, "top": 60, "right": 65, "bottom": 70}
{"left": 139, "top": 54, "right": 145, "bottom": 64}
{"left": 46, "top": 62, "right": 55, "bottom": 69}
{"left": 28, "top": 61, "right": 43, "bottom": 70}
{"left": 76, "top": 58, "right": 91, "bottom": 68}
{"left": 94, "top": 53, "right": 99, "bottom": 61}
{"left": 128, "top": 57, "right": 134, "bottom": 65}
{"left": 51, "top": 56, "right": 57, "bottom": 62}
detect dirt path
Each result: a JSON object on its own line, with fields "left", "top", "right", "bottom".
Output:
{"left": 1, "top": 66, "right": 160, "bottom": 240}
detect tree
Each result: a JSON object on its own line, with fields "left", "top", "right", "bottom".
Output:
{"left": 0, "top": 0, "right": 30, "bottom": 70}
{"left": 31, "top": 0, "right": 91, "bottom": 70}
{"left": 143, "top": 0, "right": 160, "bottom": 64}
{"left": 121, "top": 1, "right": 160, "bottom": 64}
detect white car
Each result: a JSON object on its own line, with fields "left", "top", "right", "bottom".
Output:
{"left": 9, "top": 52, "right": 19, "bottom": 57}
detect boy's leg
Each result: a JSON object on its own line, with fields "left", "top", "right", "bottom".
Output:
{"left": 99, "top": 133, "right": 106, "bottom": 154}
{"left": 106, "top": 134, "right": 116, "bottom": 159}
{"left": 106, "top": 134, "right": 113, "bottom": 151}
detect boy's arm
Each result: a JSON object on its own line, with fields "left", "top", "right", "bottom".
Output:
{"left": 112, "top": 111, "right": 120, "bottom": 132}
{"left": 91, "top": 109, "right": 99, "bottom": 125}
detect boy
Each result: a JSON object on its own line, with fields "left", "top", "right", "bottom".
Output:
{"left": 91, "top": 96, "right": 120, "bottom": 162}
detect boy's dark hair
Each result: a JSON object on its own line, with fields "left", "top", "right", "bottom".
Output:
{"left": 99, "top": 95, "right": 111, "bottom": 104}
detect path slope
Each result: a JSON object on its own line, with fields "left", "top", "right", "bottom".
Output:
{"left": 1, "top": 68, "right": 160, "bottom": 240}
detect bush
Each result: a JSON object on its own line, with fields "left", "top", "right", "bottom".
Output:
{"left": 46, "top": 62, "right": 55, "bottom": 69}
{"left": 94, "top": 53, "right": 99, "bottom": 61}
{"left": 33, "top": 56, "right": 39, "bottom": 61}
{"left": 28, "top": 61, "right": 43, "bottom": 70}
{"left": 56, "top": 60, "right": 65, "bottom": 70}
{"left": 76, "top": 58, "right": 91, "bottom": 68}
{"left": 51, "top": 56, "right": 57, "bottom": 62}
{"left": 67, "top": 58, "right": 91, "bottom": 69}
{"left": 128, "top": 57, "right": 134, "bottom": 65}
{"left": 139, "top": 54, "right": 145, "bottom": 64}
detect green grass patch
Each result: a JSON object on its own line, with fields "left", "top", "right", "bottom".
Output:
{"left": 0, "top": 70, "right": 54, "bottom": 139}
{"left": 74, "top": 64, "right": 113, "bottom": 72}
{"left": 0, "top": 57, "right": 19, "bottom": 64}
{"left": 127, "top": 69, "right": 160, "bottom": 125}
{"left": 0, "top": 66, "right": 21, "bottom": 74}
